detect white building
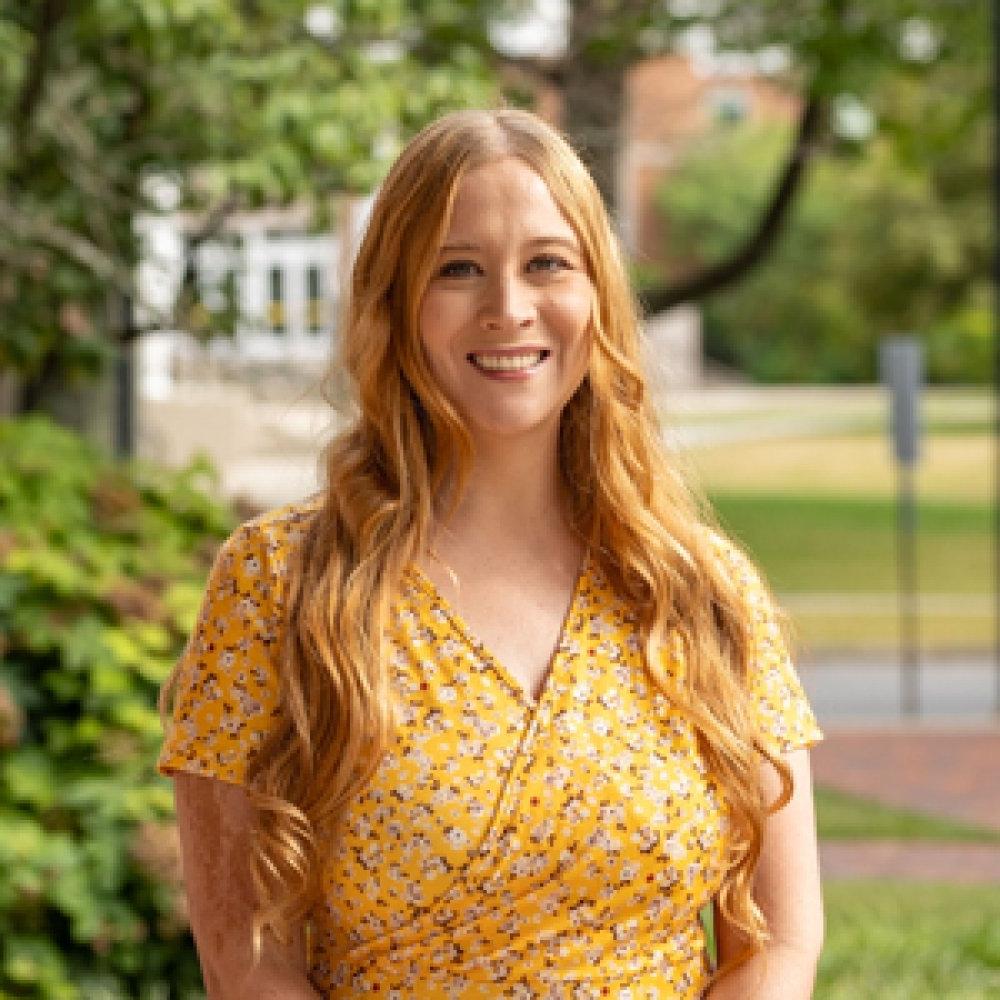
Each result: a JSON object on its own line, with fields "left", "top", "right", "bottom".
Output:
{"left": 136, "top": 196, "right": 373, "bottom": 397}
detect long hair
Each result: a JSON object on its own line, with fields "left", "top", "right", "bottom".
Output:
{"left": 235, "top": 109, "right": 790, "bottom": 977}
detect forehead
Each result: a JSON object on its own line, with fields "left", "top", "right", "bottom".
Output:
{"left": 443, "top": 157, "right": 578, "bottom": 243}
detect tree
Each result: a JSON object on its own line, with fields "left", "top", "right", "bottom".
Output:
{"left": 656, "top": 121, "right": 988, "bottom": 382}
{"left": 0, "top": 0, "right": 502, "bottom": 436}
{"left": 648, "top": 0, "right": 988, "bottom": 382}
{"left": 2, "top": 0, "right": 987, "bottom": 438}
{"left": 500, "top": 0, "right": 986, "bottom": 315}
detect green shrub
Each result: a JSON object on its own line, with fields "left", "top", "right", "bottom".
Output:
{"left": 0, "top": 415, "right": 234, "bottom": 999}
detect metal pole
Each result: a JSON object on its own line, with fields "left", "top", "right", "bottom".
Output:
{"left": 114, "top": 293, "right": 136, "bottom": 459}
{"left": 898, "top": 462, "right": 919, "bottom": 716}
{"left": 880, "top": 335, "right": 923, "bottom": 718}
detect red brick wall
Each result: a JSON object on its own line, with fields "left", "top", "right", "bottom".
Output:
{"left": 625, "top": 55, "right": 800, "bottom": 264}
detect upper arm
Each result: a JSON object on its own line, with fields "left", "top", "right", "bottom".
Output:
{"left": 753, "top": 748, "right": 824, "bottom": 953}
{"left": 165, "top": 518, "right": 317, "bottom": 997}
{"left": 709, "top": 537, "right": 824, "bottom": 971}
{"left": 715, "top": 748, "right": 824, "bottom": 964}
{"left": 175, "top": 773, "right": 309, "bottom": 998}
{"left": 158, "top": 520, "right": 284, "bottom": 787}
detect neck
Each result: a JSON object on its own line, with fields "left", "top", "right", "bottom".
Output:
{"left": 432, "top": 427, "right": 575, "bottom": 550}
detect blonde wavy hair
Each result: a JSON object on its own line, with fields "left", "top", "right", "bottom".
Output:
{"left": 215, "top": 108, "right": 791, "bottom": 980}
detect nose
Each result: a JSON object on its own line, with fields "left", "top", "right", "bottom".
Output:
{"left": 478, "top": 269, "right": 535, "bottom": 333}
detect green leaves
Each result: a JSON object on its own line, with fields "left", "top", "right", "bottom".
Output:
{"left": 656, "top": 111, "right": 987, "bottom": 383}
{"left": 0, "top": 415, "right": 233, "bottom": 996}
{"left": 1, "top": 0, "right": 497, "bottom": 382}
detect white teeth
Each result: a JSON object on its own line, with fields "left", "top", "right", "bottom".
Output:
{"left": 470, "top": 351, "right": 545, "bottom": 371}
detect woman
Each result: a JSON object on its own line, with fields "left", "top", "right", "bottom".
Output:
{"left": 160, "top": 108, "right": 824, "bottom": 999}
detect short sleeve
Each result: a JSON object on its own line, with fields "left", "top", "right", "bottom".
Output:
{"left": 712, "top": 535, "right": 823, "bottom": 757}
{"left": 158, "top": 520, "right": 284, "bottom": 787}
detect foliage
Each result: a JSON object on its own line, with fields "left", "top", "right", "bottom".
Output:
{"left": 2, "top": 1, "right": 988, "bottom": 405}
{"left": 0, "top": 0, "right": 501, "bottom": 388}
{"left": 0, "top": 415, "right": 235, "bottom": 998}
{"left": 651, "top": 0, "right": 988, "bottom": 383}
{"left": 655, "top": 120, "right": 988, "bottom": 383}
{"left": 818, "top": 881, "right": 1000, "bottom": 998}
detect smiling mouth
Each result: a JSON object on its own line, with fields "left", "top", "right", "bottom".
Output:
{"left": 467, "top": 349, "right": 550, "bottom": 372}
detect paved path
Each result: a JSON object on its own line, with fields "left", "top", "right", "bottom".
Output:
{"left": 812, "top": 726, "right": 1000, "bottom": 883}
{"left": 800, "top": 656, "right": 1000, "bottom": 726}
{"left": 811, "top": 728, "right": 1000, "bottom": 831}
{"left": 819, "top": 840, "right": 1000, "bottom": 882}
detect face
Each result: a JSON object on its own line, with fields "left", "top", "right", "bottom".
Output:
{"left": 417, "top": 157, "right": 594, "bottom": 450}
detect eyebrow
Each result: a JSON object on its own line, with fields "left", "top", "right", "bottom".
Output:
{"left": 437, "top": 236, "right": 581, "bottom": 255}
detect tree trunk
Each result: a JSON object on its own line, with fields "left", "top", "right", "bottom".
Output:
{"left": 18, "top": 351, "right": 119, "bottom": 454}
{"left": 17, "top": 291, "right": 137, "bottom": 456}
{"left": 554, "top": 2, "right": 826, "bottom": 315}
{"left": 639, "top": 92, "right": 825, "bottom": 313}
{"left": 560, "top": 11, "right": 628, "bottom": 219}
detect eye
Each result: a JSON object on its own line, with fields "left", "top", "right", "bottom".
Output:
{"left": 437, "top": 259, "right": 481, "bottom": 279}
{"left": 528, "top": 254, "right": 571, "bottom": 273}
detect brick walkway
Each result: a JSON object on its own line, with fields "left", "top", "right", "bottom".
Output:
{"left": 812, "top": 727, "right": 1000, "bottom": 881}
{"left": 812, "top": 727, "right": 1000, "bottom": 830}
{"left": 820, "top": 840, "right": 1000, "bottom": 882}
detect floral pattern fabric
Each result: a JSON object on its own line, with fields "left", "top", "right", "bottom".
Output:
{"left": 159, "top": 500, "right": 822, "bottom": 998}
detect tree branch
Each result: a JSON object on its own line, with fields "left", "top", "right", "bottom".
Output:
{"left": 493, "top": 52, "right": 566, "bottom": 89}
{"left": 13, "top": 0, "right": 71, "bottom": 155}
{"left": 0, "top": 197, "right": 134, "bottom": 292}
{"left": 639, "top": 87, "right": 825, "bottom": 315}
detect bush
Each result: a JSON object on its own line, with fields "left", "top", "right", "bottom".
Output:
{"left": 0, "top": 416, "right": 234, "bottom": 999}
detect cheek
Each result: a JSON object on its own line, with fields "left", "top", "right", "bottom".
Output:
{"left": 419, "top": 291, "right": 467, "bottom": 341}
{"left": 550, "top": 283, "right": 595, "bottom": 349}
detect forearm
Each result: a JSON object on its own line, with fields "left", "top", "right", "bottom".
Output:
{"left": 705, "top": 941, "right": 819, "bottom": 1000}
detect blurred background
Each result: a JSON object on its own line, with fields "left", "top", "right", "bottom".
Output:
{"left": 0, "top": 1, "right": 994, "bottom": 997}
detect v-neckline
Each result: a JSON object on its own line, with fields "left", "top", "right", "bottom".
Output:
{"left": 405, "top": 548, "right": 590, "bottom": 710}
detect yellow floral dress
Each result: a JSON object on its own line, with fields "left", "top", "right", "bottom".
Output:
{"left": 159, "top": 500, "right": 822, "bottom": 999}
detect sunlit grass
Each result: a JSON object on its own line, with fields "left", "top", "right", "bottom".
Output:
{"left": 706, "top": 492, "right": 992, "bottom": 650}
{"left": 817, "top": 882, "right": 1000, "bottom": 999}
{"left": 665, "top": 392, "right": 995, "bottom": 653}
{"left": 815, "top": 787, "right": 1000, "bottom": 842}
{"left": 709, "top": 493, "right": 991, "bottom": 594}
{"left": 687, "top": 432, "right": 990, "bottom": 504}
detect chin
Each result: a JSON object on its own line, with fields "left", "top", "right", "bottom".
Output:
{"left": 466, "top": 413, "right": 560, "bottom": 444}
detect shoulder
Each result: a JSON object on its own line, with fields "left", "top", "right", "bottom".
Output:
{"left": 217, "top": 496, "right": 323, "bottom": 593}
{"left": 701, "top": 527, "right": 788, "bottom": 652}
{"left": 701, "top": 529, "right": 823, "bottom": 752}
{"left": 240, "top": 494, "right": 323, "bottom": 556}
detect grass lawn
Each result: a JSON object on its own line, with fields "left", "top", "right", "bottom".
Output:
{"left": 708, "top": 491, "right": 993, "bottom": 649}
{"left": 818, "top": 881, "right": 1000, "bottom": 999}
{"left": 686, "top": 431, "right": 990, "bottom": 505}
{"left": 708, "top": 492, "right": 991, "bottom": 595}
{"left": 669, "top": 396, "right": 994, "bottom": 651}
{"left": 815, "top": 787, "right": 1000, "bottom": 843}
{"left": 704, "top": 881, "right": 1000, "bottom": 998}
{"left": 679, "top": 421, "right": 994, "bottom": 650}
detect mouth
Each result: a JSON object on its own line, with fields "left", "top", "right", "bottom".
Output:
{"left": 467, "top": 349, "right": 550, "bottom": 372}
